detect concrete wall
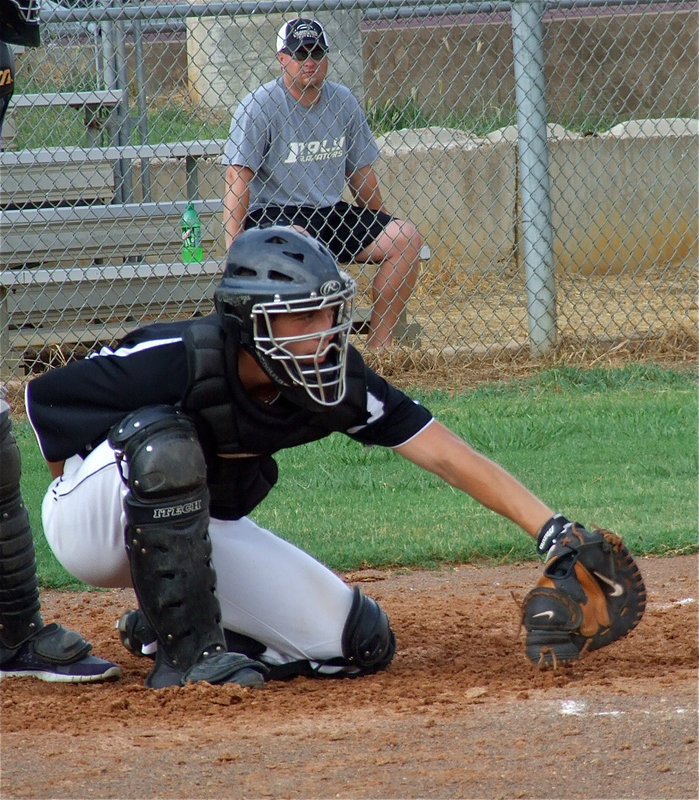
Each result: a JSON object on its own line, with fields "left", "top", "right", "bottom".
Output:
{"left": 369, "top": 127, "right": 517, "bottom": 271}
{"left": 376, "top": 119, "right": 697, "bottom": 275}
{"left": 181, "top": 7, "right": 696, "bottom": 117}
{"left": 13, "top": 8, "right": 695, "bottom": 120}
{"left": 547, "top": 123, "right": 698, "bottom": 274}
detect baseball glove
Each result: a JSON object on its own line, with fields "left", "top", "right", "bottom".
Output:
{"left": 522, "top": 515, "right": 646, "bottom": 667}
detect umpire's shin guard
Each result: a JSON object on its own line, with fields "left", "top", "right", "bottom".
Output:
{"left": 110, "top": 406, "right": 266, "bottom": 689}
{"left": 0, "top": 406, "right": 92, "bottom": 666}
{"left": 0, "top": 406, "right": 43, "bottom": 659}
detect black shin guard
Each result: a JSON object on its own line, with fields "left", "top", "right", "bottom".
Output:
{"left": 0, "top": 409, "right": 42, "bottom": 658}
{"left": 0, "top": 407, "right": 91, "bottom": 665}
{"left": 110, "top": 406, "right": 266, "bottom": 688}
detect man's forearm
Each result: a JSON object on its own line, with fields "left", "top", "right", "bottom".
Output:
{"left": 348, "top": 166, "right": 385, "bottom": 212}
{"left": 223, "top": 187, "right": 249, "bottom": 249}
{"left": 223, "top": 166, "right": 253, "bottom": 249}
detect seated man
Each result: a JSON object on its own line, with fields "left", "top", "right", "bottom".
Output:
{"left": 223, "top": 17, "right": 422, "bottom": 351}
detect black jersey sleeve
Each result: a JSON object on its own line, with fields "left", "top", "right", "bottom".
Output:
{"left": 26, "top": 336, "right": 189, "bottom": 462}
{"left": 344, "top": 365, "right": 433, "bottom": 448}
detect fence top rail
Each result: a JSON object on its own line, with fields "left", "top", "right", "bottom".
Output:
{"left": 0, "top": 199, "right": 224, "bottom": 224}
{"left": 40, "top": 0, "right": 690, "bottom": 24}
{"left": 0, "top": 140, "right": 226, "bottom": 166}
{"left": 9, "top": 91, "right": 125, "bottom": 109}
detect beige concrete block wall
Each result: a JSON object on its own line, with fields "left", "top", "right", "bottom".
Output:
{"left": 371, "top": 127, "right": 517, "bottom": 270}
{"left": 548, "top": 123, "right": 698, "bottom": 274}
{"left": 373, "top": 122, "right": 697, "bottom": 275}
{"left": 185, "top": 13, "right": 285, "bottom": 113}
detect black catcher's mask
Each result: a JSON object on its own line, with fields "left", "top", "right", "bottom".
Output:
{"left": 214, "top": 226, "right": 357, "bottom": 411}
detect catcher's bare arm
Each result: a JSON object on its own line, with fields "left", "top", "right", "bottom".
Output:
{"left": 394, "top": 420, "right": 554, "bottom": 536}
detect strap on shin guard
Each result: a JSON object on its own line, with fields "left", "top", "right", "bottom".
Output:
{"left": 341, "top": 587, "right": 395, "bottom": 674}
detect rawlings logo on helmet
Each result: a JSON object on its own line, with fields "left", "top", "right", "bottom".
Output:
{"left": 319, "top": 280, "right": 343, "bottom": 296}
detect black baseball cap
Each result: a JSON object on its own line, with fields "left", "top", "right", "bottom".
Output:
{"left": 276, "top": 18, "right": 329, "bottom": 55}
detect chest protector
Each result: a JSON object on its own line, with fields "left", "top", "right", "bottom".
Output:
{"left": 180, "top": 317, "right": 368, "bottom": 519}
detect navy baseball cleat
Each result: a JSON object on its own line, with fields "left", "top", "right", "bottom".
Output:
{"left": 0, "top": 623, "right": 121, "bottom": 683}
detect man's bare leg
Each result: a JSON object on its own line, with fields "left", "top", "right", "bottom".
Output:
{"left": 355, "top": 219, "right": 422, "bottom": 351}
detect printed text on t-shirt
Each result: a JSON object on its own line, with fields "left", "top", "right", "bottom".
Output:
{"left": 284, "top": 136, "right": 345, "bottom": 163}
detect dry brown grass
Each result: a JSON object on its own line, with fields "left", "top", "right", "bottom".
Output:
{"left": 359, "top": 323, "right": 697, "bottom": 392}
{"left": 5, "top": 326, "right": 695, "bottom": 420}
{"left": 355, "top": 257, "right": 697, "bottom": 391}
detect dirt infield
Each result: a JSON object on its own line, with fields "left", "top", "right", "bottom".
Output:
{"left": 2, "top": 554, "right": 696, "bottom": 800}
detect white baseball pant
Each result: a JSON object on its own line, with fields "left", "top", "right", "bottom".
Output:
{"left": 41, "top": 440, "right": 354, "bottom": 671}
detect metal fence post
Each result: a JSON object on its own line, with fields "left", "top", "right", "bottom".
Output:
{"left": 511, "top": 0, "right": 557, "bottom": 356}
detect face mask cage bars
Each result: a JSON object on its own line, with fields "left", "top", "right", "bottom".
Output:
{"left": 251, "top": 285, "right": 355, "bottom": 406}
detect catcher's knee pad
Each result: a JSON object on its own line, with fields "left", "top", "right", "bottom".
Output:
{"left": 109, "top": 406, "right": 265, "bottom": 688}
{"left": 109, "top": 405, "right": 208, "bottom": 512}
{"left": 341, "top": 587, "right": 395, "bottom": 674}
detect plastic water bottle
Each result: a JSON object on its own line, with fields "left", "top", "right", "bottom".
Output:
{"left": 181, "top": 202, "right": 203, "bottom": 263}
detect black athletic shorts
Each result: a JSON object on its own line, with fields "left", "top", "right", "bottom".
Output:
{"left": 245, "top": 201, "right": 393, "bottom": 263}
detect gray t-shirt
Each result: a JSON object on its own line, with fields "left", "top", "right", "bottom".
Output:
{"left": 223, "top": 78, "right": 380, "bottom": 210}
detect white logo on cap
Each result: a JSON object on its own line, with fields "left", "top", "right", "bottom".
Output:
{"left": 294, "top": 22, "right": 319, "bottom": 38}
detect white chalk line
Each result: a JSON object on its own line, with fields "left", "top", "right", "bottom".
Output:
{"left": 558, "top": 699, "right": 691, "bottom": 718}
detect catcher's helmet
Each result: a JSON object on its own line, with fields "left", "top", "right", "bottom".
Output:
{"left": 214, "top": 226, "right": 357, "bottom": 410}
{"left": 0, "top": 0, "right": 41, "bottom": 47}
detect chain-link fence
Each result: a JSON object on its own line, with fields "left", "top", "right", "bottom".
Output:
{"left": 0, "top": 0, "right": 696, "bottom": 378}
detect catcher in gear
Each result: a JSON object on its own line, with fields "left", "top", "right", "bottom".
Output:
{"left": 522, "top": 514, "right": 646, "bottom": 667}
{"left": 26, "top": 227, "right": 644, "bottom": 688}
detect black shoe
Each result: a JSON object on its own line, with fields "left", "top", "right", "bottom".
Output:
{"left": 0, "top": 625, "right": 121, "bottom": 683}
{"left": 146, "top": 649, "right": 268, "bottom": 689}
{"left": 117, "top": 610, "right": 267, "bottom": 689}
{"left": 116, "top": 609, "right": 157, "bottom": 658}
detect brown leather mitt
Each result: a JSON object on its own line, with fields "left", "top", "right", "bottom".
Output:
{"left": 522, "top": 515, "right": 646, "bottom": 667}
